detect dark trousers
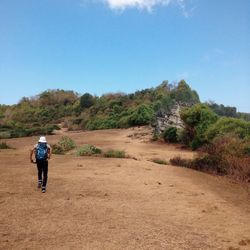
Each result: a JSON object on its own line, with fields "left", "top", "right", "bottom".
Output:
{"left": 37, "top": 159, "right": 48, "bottom": 187}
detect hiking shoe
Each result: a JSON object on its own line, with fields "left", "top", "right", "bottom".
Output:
{"left": 42, "top": 187, "right": 46, "bottom": 193}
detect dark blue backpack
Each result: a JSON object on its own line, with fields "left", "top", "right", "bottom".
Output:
{"left": 36, "top": 142, "right": 48, "bottom": 160}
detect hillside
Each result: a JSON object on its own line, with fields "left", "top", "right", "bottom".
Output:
{"left": 1, "top": 80, "right": 249, "bottom": 140}
{"left": 1, "top": 128, "right": 250, "bottom": 249}
{"left": 0, "top": 80, "right": 197, "bottom": 137}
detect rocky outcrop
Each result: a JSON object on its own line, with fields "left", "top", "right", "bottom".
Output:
{"left": 154, "top": 104, "right": 185, "bottom": 133}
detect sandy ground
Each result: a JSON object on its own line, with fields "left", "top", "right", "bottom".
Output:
{"left": 0, "top": 127, "right": 250, "bottom": 250}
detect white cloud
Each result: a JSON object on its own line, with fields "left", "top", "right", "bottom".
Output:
{"left": 79, "top": 0, "right": 193, "bottom": 16}
{"left": 105, "top": 0, "right": 170, "bottom": 12}
{"left": 101, "top": 0, "right": 191, "bottom": 14}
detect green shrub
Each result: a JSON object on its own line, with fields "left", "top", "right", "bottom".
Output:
{"left": 181, "top": 104, "right": 218, "bottom": 149}
{"left": 0, "top": 142, "right": 11, "bottom": 149}
{"left": 99, "top": 118, "right": 117, "bottom": 129}
{"left": 104, "top": 150, "right": 126, "bottom": 158}
{"left": 206, "top": 117, "right": 250, "bottom": 141}
{"left": 190, "top": 137, "right": 203, "bottom": 151}
{"left": 163, "top": 127, "right": 177, "bottom": 143}
{"left": 0, "top": 124, "right": 58, "bottom": 139}
{"left": 151, "top": 158, "right": 167, "bottom": 165}
{"left": 129, "top": 104, "right": 154, "bottom": 126}
{"left": 52, "top": 144, "right": 64, "bottom": 154}
{"left": 76, "top": 144, "right": 102, "bottom": 156}
{"left": 86, "top": 117, "right": 117, "bottom": 130}
{"left": 58, "top": 136, "right": 76, "bottom": 151}
{"left": 117, "top": 116, "right": 130, "bottom": 128}
{"left": 10, "top": 128, "right": 28, "bottom": 138}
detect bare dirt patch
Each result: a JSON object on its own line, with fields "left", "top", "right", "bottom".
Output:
{"left": 0, "top": 127, "right": 250, "bottom": 249}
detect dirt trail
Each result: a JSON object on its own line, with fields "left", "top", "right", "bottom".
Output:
{"left": 0, "top": 127, "right": 250, "bottom": 250}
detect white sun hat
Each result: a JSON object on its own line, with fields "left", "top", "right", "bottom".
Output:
{"left": 38, "top": 136, "right": 47, "bottom": 143}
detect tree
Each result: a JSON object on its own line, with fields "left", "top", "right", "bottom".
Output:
{"left": 171, "top": 80, "right": 200, "bottom": 104}
{"left": 80, "top": 93, "right": 95, "bottom": 109}
{"left": 206, "top": 101, "right": 237, "bottom": 118}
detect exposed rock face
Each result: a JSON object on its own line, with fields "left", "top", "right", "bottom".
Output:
{"left": 154, "top": 103, "right": 185, "bottom": 133}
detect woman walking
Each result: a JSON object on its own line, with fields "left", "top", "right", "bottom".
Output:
{"left": 30, "top": 136, "right": 51, "bottom": 193}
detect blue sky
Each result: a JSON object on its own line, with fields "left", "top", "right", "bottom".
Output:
{"left": 0, "top": 0, "right": 249, "bottom": 112}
